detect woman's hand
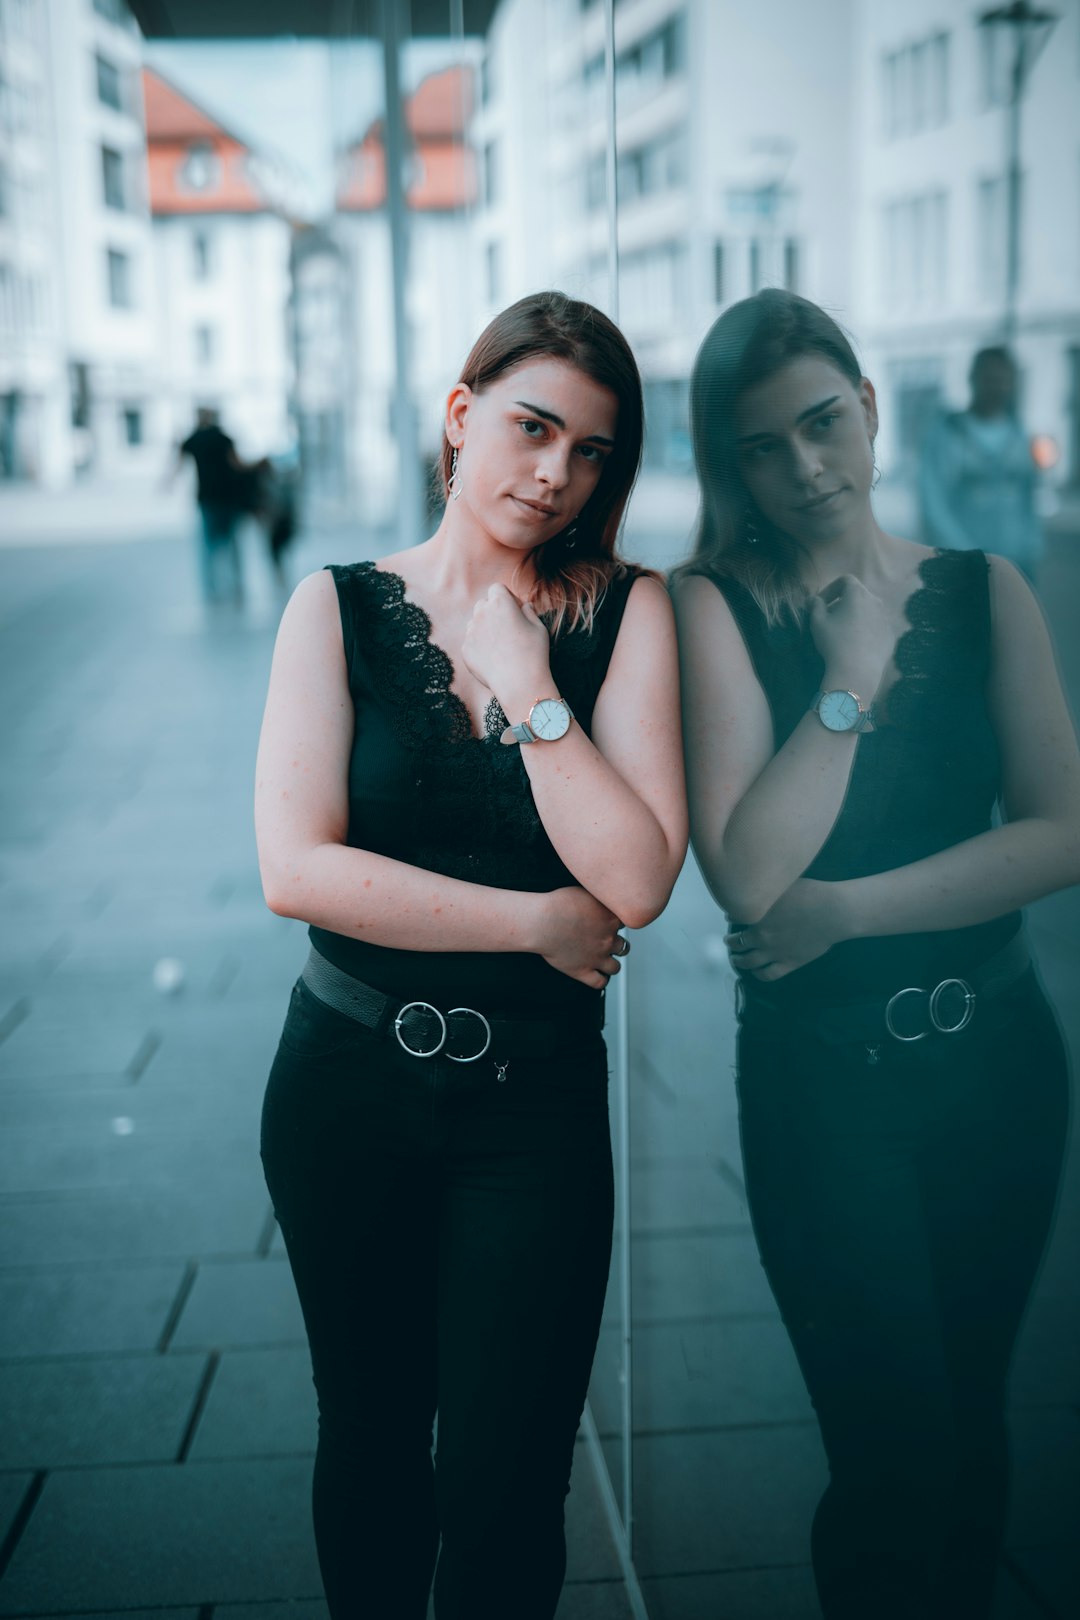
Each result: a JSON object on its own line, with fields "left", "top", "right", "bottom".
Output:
{"left": 809, "top": 574, "right": 893, "bottom": 696}
{"left": 725, "top": 878, "right": 849, "bottom": 981}
{"left": 461, "top": 583, "right": 552, "bottom": 709}
{"left": 532, "top": 885, "right": 628, "bottom": 989}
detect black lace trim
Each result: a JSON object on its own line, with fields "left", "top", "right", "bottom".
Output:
{"left": 876, "top": 550, "right": 986, "bottom": 732}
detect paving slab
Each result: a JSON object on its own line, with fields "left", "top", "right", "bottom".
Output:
{"left": 187, "top": 1346, "right": 317, "bottom": 1461}
{"left": 620, "top": 1317, "right": 814, "bottom": 1435}
{"left": 0, "top": 1186, "right": 271, "bottom": 1267}
{"left": 630, "top": 1159, "right": 749, "bottom": 1235}
{"left": 168, "top": 1258, "right": 306, "bottom": 1351}
{"left": 0, "top": 1352, "right": 206, "bottom": 1469}
{"left": 641, "top": 1564, "right": 821, "bottom": 1620}
{"left": 631, "top": 1229, "right": 777, "bottom": 1324}
{"left": 0, "top": 1458, "right": 322, "bottom": 1612}
{"left": 0, "top": 1262, "right": 186, "bottom": 1358}
{"left": 630, "top": 1425, "right": 829, "bottom": 1578}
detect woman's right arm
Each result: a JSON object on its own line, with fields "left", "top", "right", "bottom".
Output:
{"left": 254, "top": 571, "right": 623, "bottom": 988}
{"left": 674, "top": 572, "right": 887, "bottom": 924}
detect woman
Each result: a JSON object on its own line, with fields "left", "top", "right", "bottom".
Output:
{"left": 255, "top": 291, "right": 687, "bottom": 1619}
{"left": 675, "top": 289, "right": 1077, "bottom": 1619}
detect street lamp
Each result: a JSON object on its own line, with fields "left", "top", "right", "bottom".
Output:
{"left": 977, "top": 1, "right": 1059, "bottom": 343}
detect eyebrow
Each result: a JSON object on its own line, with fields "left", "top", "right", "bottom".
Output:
{"left": 736, "top": 394, "right": 842, "bottom": 444}
{"left": 514, "top": 399, "right": 615, "bottom": 448}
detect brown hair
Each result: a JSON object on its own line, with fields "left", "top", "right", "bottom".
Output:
{"left": 439, "top": 290, "right": 646, "bottom": 634}
{"left": 681, "top": 289, "right": 864, "bottom": 624}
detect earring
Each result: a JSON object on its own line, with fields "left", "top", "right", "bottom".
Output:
{"left": 447, "top": 446, "right": 462, "bottom": 501}
{"left": 870, "top": 442, "right": 881, "bottom": 491}
{"left": 744, "top": 504, "right": 759, "bottom": 545}
{"left": 564, "top": 522, "right": 577, "bottom": 551}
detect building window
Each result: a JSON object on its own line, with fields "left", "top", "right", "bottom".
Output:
{"left": 480, "top": 53, "right": 493, "bottom": 106}
{"left": 194, "top": 324, "right": 215, "bottom": 365}
{"left": 96, "top": 52, "right": 122, "bottom": 111}
{"left": 977, "top": 175, "right": 1012, "bottom": 300}
{"left": 619, "top": 241, "right": 688, "bottom": 330}
{"left": 979, "top": 24, "right": 1012, "bottom": 109}
{"left": 714, "top": 240, "right": 725, "bottom": 304}
{"left": 585, "top": 152, "right": 606, "bottom": 211}
{"left": 192, "top": 230, "right": 211, "bottom": 280}
{"left": 883, "top": 31, "right": 950, "bottom": 138}
{"left": 485, "top": 240, "right": 501, "bottom": 306}
{"left": 121, "top": 405, "right": 142, "bottom": 445}
{"left": 101, "top": 145, "right": 125, "bottom": 210}
{"left": 618, "top": 129, "right": 687, "bottom": 203}
{"left": 106, "top": 247, "right": 131, "bottom": 308}
{"left": 179, "top": 143, "right": 221, "bottom": 194}
{"left": 749, "top": 238, "right": 763, "bottom": 294}
{"left": 483, "top": 140, "right": 498, "bottom": 208}
{"left": 783, "top": 237, "right": 799, "bottom": 293}
{"left": 614, "top": 11, "right": 687, "bottom": 104}
{"left": 882, "top": 191, "right": 949, "bottom": 307}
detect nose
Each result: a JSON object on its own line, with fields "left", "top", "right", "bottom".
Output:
{"left": 789, "top": 437, "right": 824, "bottom": 487}
{"left": 535, "top": 441, "right": 572, "bottom": 490}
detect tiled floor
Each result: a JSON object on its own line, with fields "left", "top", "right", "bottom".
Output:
{"left": 0, "top": 525, "right": 634, "bottom": 1619}
{"left": 1, "top": 510, "right": 1078, "bottom": 1619}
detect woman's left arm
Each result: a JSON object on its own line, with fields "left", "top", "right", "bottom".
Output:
{"left": 465, "top": 575, "right": 688, "bottom": 929}
{"left": 733, "top": 558, "right": 1080, "bottom": 978}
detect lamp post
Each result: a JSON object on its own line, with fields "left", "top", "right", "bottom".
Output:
{"left": 977, "top": 1, "right": 1058, "bottom": 343}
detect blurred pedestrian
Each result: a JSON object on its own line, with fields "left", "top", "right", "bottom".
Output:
{"left": 171, "top": 407, "right": 245, "bottom": 605}
{"left": 252, "top": 448, "right": 301, "bottom": 593}
{"left": 918, "top": 347, "right": 1043, "bottom": 581}
{"left": 255, "top": 291, "right": 686, "bottom": 1618}
{"left": 676, "top": 290, "right": 1076, "bottom": 1619}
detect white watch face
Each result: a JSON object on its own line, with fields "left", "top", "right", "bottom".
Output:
{"left": 818, "top": 689, "right": 862, "bottom": 731}
{"left": 529, "top": 698, "right": 571, "bottom": 740}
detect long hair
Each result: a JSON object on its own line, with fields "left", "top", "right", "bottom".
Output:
{"left": 682, "top": 289, "right": 864, "bottom": 624}
{"left": 438, "top": 290, "right": 646, "bottom": 635}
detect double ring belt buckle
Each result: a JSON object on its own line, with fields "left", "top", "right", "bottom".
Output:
{"left": 884, "top": 977, "right": 976, "bottom": 1043}
{"left": 393, "top": 1000, "right": 492, "bottom": 1062}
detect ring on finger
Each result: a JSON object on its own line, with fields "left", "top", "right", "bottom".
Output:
{"left": 612, "top": 934, "right": 631, "bottom": 957}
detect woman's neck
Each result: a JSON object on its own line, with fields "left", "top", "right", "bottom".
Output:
{"left": 795, "top": 515, "right": 910, "bottom": 596}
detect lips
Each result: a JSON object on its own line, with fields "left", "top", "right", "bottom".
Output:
{"left": 511, "top": 496, "right": 559, "bottom": 519}
{"left": 798, "top": 488, "right": 844, "bottom": 512}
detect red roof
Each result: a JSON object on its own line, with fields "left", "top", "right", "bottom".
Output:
{"left": 336, "top": 64, "right": 477, "bottom": 213}
{"left": 142, "top": 66, "right": 275, "bottom": 215}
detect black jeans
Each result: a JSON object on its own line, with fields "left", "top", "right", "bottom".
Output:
{"left": 260, "top": 977, "right": 614, "bottom": 1620}
{"left": 736, "top": 968, "right": 1069, "bottom": 1620}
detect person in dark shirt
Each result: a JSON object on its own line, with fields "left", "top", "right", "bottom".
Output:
{"left": 676, "top": 290, "right": 1077, "bottom": 1618}
{"left": 176, "top": 407, "right": 244, "bottom": 604}
{"left": 254, "top": 292, "right": 687, "bottom": 1617}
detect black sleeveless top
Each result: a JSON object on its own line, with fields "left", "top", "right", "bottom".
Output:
{"left": 309, "top": 560, "right": 641, "bottom": 1014}
{"left": 713, "top": 548, "right": 1021, "bottom": 1001}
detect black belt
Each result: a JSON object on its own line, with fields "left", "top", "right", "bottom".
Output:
{"left": 737, "top": 932, "right": 1031, "bottom": 1047}
{"left": 301, "top": 946, "right": 603, "bottom": 1063}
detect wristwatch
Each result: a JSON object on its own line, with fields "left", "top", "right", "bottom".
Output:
{"left": 507, "top": 696, "right": 574, "bottom": 744}
{"left": 810, "top": 688, "right": 875, "bottom": 733}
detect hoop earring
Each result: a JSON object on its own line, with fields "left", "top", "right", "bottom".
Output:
{"left": 744, "top": 504, "right": 759, "bottom": 545}
{"left": 871, "top": 443, "right": 882, "bottom": 491}
{"left": 447, "top": 446, "right": 462, "bottom": 501}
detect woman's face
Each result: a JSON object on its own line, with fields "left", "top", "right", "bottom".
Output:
{"left": 733, "top": 354, "right": 877, "bottom": 545}
{"left": 447, "top": 356, "right": 619, "bottom": 554}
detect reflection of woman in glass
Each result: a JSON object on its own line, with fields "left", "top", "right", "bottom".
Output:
{"left": 675, "top": 290, "right": 1077, "bottom": 1619}
{"left": 256, "top": 292, "right": 687, "bottom": 1618}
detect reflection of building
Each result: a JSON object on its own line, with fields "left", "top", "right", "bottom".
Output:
{"left": 476, "top": 0, "right": 856, "bottom": 473}
{"left": 143, "top": 66, "right": 294, "bottom": 460}
{"left": 1, "top": 0, "right": 156, "bottom": 485}
{"left": 853, "top": 0, "right": 1080, "bottom": 491}
{"left": 290, "top": 224, "right": 349, "bottom": 502}
{"left": 335, "top": 61, "right": 479, "bottom": 525}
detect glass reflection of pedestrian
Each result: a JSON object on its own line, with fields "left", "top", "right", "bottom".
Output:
{"left": 919, "top": 347, "right": 1043, "bottom": 582}
{"left": 255, "top": 292, "right": 687, "bottom": 1619}
{"left": 173, "top": 407, "right": 244, "bottom": 604}
{"left": 675, "top": 290, "right": 1077, "bottom": 1619}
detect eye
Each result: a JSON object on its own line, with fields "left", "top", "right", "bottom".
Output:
{"left": 813, "top": 412, "right": 839, "bottom": 433}
{"left": 747, "top": 441, "right": 776, "bottom": 459}
{"left": 577, "top": 444, "right": 605, "bottom": 464}
{"left": 518, "top": 418, "right": 546, "bottom": 439}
